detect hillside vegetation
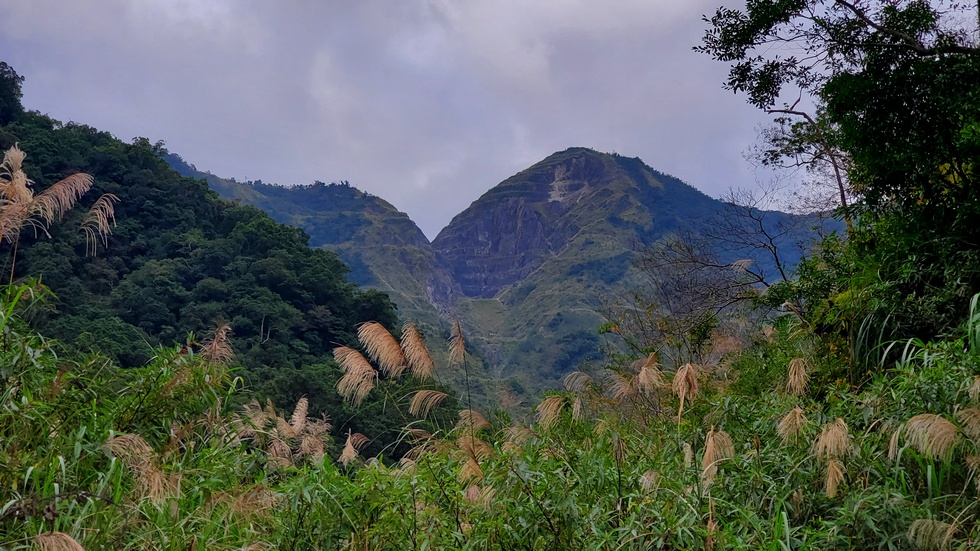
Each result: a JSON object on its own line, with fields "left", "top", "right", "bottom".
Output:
{"left": 3, "top": 1, "right": 980, "bottom": 548}
{"left": 170, "top": 145, "right": 829, "bottom": 410}
{"left": 0, "top": 66, "right": 452, "bottom": 460}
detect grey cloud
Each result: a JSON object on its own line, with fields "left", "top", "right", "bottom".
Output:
{"left": 0, "top": 0, "right": 771, "bottom": 238}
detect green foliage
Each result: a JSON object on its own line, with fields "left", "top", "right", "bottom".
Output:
{"left": 0, "top": 86, "right": 431, "bottom": 459}
{"left": 699, "top": 0, "right": 980, "bottom": 354}
{"left": 0, "top": 62, "right": 24, "bottom": 126}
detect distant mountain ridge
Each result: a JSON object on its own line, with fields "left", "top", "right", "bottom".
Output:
{"left": 166, "top": 147, "right": 825, "bottom": 406}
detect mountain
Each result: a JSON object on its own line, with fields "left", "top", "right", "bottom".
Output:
{"left": 162, "top": 156, "right": 494, "bottom": 404}
{"left": 430, "top": 148, "right": 727, "bottom": 393}
{"left": 164, "top": 155, "right": 460, "bottom": 322}
{"left": 167, "top": 147, "right": 826, "bottom": 407}
{"left": 0, "top": 107, "right": 450, "bottom": 458}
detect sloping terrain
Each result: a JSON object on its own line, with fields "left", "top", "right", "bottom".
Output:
{"left": 169, "top": 147, "right": 826, "bottom": 406}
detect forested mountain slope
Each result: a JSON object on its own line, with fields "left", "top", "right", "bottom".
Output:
{"left": 171, "top": 146, "right": 829, "bottom": 406}
{"left": 0, "top": 98, "right": 445, "bottom": 456}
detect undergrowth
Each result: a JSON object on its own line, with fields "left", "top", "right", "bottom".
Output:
{"left": 4, "top": 286, "right": 980, "bottom": 549}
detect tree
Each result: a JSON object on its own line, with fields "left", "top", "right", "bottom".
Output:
{"left": 0, "top": 62, "right": 24, "bottom": 126}
{"left": 698, "top": 1, "right": 980, "bottom": 338}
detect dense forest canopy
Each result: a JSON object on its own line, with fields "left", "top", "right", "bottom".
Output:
{"left": 0, "top": 65, "right": 456, "bottom": 458}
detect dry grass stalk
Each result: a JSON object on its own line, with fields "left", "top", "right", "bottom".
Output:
{"left": 572, "top": 396, "right": 583, "bottom": 420}
{"left": 103, "top": 433, "right": 180, "bottom": 500}
{"left": 401, "top": 322, "right": 434, "bottom": 379}
{"left": 305, "top": 417, "right": 332, "bottom": 438}
{"left": 289, "top": 396, "right": 309, "bottom": 436}
{"left": 103, "top": 433, "right": 155, "bottom": 464}
{"left": 406, "top": 427, "right": 433, "bottom": 442}
{"left": 80, "top": 192, "right": 118, "bottom": 256}
{"left": 701, "top": 426, "right": 735, "bottom": 486}
{"left": 672, "top": 363, "right": 700, "bottom": 423}
{"left": 908, "top": 518, "right": 957, "bottom": 551}
{"left": 563, "top": 371, "right": 593, "bottom": 393}
{"left": 275, "top": 416, "right": 295, "bottom": 440}
{"left": 970, "top": 377, "right": 980, "bottom": 404}
{"left": 812, "top": 418, "right": 850, "bottom": 461}
{"left": 536, "top": 395, "right": 567, "bottom": 429}
{"left": 34, "top": 532, "right": 85, "bottom": 551}
{"left": 200, "top": 323, "right": 234, "bottom": 365}
{"left": 228, "top": 486, "right": 282, "bottom": 519}
{"left": 457, "top": 409, "right": 491, "bottom": 434}
{"left": 967, "top": 455, "right": 980, "bottom": 492}
{"left": 637, "top": 353, "right": 664, "bottom": 396}
{"left": 503, "top": 426, "right": 533, "bottom": 453}
{"left": 640, "top": 469, "right": 661, "bottom": 493}
{"left": 340, "top": 432, "right": 369, "bottom": 467}
{"left": 683, "top": 442, "right": 693, "bottom": 469}
{"left": 397, "top": 457, "right": 418, "bottom": 475}
{"left": 409, "top": 389, "right": 449, "bottom": 418}
{"left": 888, "top": 425, "right": 904, "bottom": 460}
{"left": 244, "top": 398, "right": 270, "bottom": 424}
{"left": 457, "top": 435, "right": 492, "bottom": 461}
{"left": 905, "top": 414, "right": 960, "bottom": 461}
{"left": 449, "top": 320, "right": 466, "bottom": 365}
{"left": 460, "top": 456, "right": 484, "bottom": 484}
{"left": 777, "top": 406, "right": 808, "bottom": 445}
{"left": 0, "top": 145, "right": 111, "bottom": 256}
{"left": 825, "top": 458, "right": 844, "bottom": 498}
{"left": 954, "top": 407, "right": 980, "bottom": 443}
{"left": 334, "top": 346, "right": 377, "bottom": 406}
{"left": 785, "top": 357, "right": 809, "bottom": 397}
{"left": 267, "top": 437, "right": 292, "bottom": 461}
{"left": 299, "top": 433, "right": 325, "bottom": 459}
{"left": 358, "top": 322, "right": 406, "bottom": 377}
{"left": 607, "top": 369, "right": 637, "bottom": 402}
{"left": 463, "top": 484, "right": 495, "bottom": 508}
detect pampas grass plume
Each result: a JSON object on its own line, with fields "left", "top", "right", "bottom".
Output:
{"left": 401, "top": 322, "right": 434, "bottom": 379}
{"left": 34, "top": 532, "right": 85, "bottom": 551}
{"left": 358, "top": 322, "right": 406, "bottom": 377}
{"left": 777, "top": 406, "right": 808, "bottom": 445}
{"left": 785, "top": 357, "right": 809, "bottom": 396}
{"left": 333, "top": 347, "right": 377, "bottom": 406}
{"left": 409, "top": 389, "right": 449, "bottom": 418}
{"left": 449, "top": 320, "right": 466, "bottom": 365}
{"left": 825, "top": 458, "right": 844, "bottom": 498}
{"left": 905, "top": 414, "right": 960, "bottom": 461}
{"left": 908, "top": 518, "right": 957, "bottom": 550}
{"left": 536, "top": 395, "right": 566, "bottom": 429}
{"left": 672, "top": 363, "right": 700, "bottom": 423}
{"left": 701, "top": 426, "right": 735, "bottom": 486}
{"left": 812, "top": 418, "right": 850, "bottom": 461}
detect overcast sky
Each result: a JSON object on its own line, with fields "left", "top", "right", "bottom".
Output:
{"left": 0, "top": 0, "right": 771, "bottom": 239}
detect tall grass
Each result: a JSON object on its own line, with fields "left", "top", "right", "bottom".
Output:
{"left": 7, "top": 284, "right": 980, "bottom": 548}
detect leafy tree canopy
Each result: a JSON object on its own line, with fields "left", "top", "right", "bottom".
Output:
{"left": 0, "top": 66, "right": 442, "bottom": 455}
{"left": 699, "top": 1, "right": 980, "bottom": 340}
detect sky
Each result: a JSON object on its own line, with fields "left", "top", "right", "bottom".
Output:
{"left": 0, "top": 0, "right": 772, "bottom": 239}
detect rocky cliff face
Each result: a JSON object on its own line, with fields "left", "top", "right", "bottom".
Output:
{"left": 431, "top": 147, "right": 721, "bottom": 300}
{"left": 170, "top": 147, "right": 827, "bottom": 408}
